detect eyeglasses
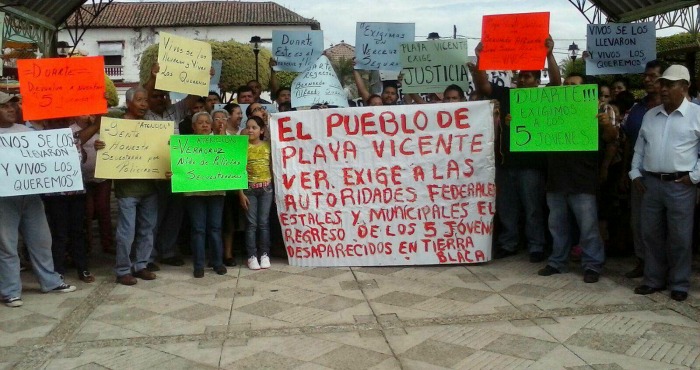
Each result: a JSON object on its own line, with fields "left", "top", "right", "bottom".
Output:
{"left": 251, "top": 106, "right": 265, "bottom": 113}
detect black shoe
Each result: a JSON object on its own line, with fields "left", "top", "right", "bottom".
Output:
{"left": 529, "top": 252, "right": 545, "bottom": 263}
{"left": 213, "top": 265, "right": 227, "bottom": 275}
{"left": 624, "top": 259, "right": 644, "bottom": 278}
{"left": 538, "top": 265, "right": 561, "bottom": 276}
{"left": 583, "top": 269, "right": 600, "bottom": 283}
{"left": 494, "top": 248, "right": 517, "bottom": 259}
{"left": 670, "top": 290, "right": 688, "bottom": 302}
{"left": 634, "top": 285, "right": 664, "bottom": 295}
{"left": 224, "top": 258, "right": 237, "bottom": 267}
{"left": 193, "top": 269, "right": 204, "bottom": 278}
{"left": 161, "top": 257, "right": 185, "bottom": 266}
{"left": 146, "top": 262, "right": 160, "bottom": 272}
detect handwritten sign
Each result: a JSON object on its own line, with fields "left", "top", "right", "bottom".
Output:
{"left": 18, "top": 57, "right": 107, "bottom": 121}
{"left": 400, "top": 40, "right": 469, "bottom": 93}
{"left": 480, "top": 12, "right": 550, "bottom": 71}
{"left": 156, "top": 32, "right": 212, "bottom": 96}
{"left": 170, "top": 59, "right": 222, "bottom": 101}
{"left": 0, "top": 128, "right": 83, "bottom": 196}
{"left": 355, "top": 22, "right": 415, "bottom": 71}
{"left": 170, "top": 135, "right": 248, "bottom": 192}
{"left": 95, "top": 117, "right": 173, "bottom": 179}
{"left": 270, "top": 101, "right": 495, "bottom": 267}
{"left": 510, "top": 84, "right": 599, "bottom": 152}
{"left": 291, "top": 56, "right": 348, "bottom": 108}
{"left": 272, "top": 30, "right": 324, "bottom": 72}
{"left": 586, "top": 22, "right": 656, "bottom": 75}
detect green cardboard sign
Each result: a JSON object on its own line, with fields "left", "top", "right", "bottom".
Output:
{"left": 400, "top": 39, "right": 469, "bottom": 94}
{"left": 510, "top": 84, "right": 599, "bottom": 151}
{"left": 170, "top": 135, "right": 248, "bottom": 192}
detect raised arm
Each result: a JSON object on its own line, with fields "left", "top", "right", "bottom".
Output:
{"left": 545, "top": 35, "right": 562, "bottom": 86}
{"left": 471, "top": 43, "right": 493, "bottom": 97}
{"left": 352, "top": 58, "right": 371, "bottom": 103}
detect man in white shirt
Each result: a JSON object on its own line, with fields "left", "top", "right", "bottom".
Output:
{"left": 629, "top": 65, "right": 700, "bottom": 302}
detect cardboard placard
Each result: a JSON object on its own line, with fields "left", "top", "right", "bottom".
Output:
{"left": 18, "top": 57, "right": 107, "bottom": 120}
{"left": 156, "top": 32, "right": 212, "bottom": 96}
{"left": 585, "top": 22, "right": 656, "bottom": 75}
{"left": 400, "top": 39, "right": 469, "bottom": 93}
{"left": 510, "top": 84, "right": 599, "bottom": 152}
{"left": 95, "top": 117, "right": 173, "bottom": 179}
{"left": 272, "top": 30, "right": 324, "bottom": 72}
{"left": 480, "top": 12, "right": 550, "bottom": 71}
{"left": 0, "top": 128, "right": 84, "bottom": 196}
{"left": 354, "top": 22, "right": 415, "bottom": 71}
{"left": 270, "top": 101, "right": 496, "bottom": 266}
{"left": 170, "top": 134, "right": 248, "bottom": 192}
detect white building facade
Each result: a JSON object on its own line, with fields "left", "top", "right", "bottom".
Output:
{"left": 58, "top": 1, "right": 320, "bottom": 100}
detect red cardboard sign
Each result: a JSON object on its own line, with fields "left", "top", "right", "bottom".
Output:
{"left": 18, "top": 56, "right": 107, "bottom": 120}
{"left": 480, "top": 12, "right": 550, "bottom": 71}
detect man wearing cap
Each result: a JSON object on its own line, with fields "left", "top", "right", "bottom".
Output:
{"left": 630, "top": 64, "right": 700, "bottom": 302}
{"left": 0, "top": 92, "right": 77, "bottom": 307}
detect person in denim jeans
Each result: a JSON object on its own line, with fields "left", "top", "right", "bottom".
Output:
{"left": 0, "top": 95, "right": 77, "bottom": 308}
{"left": 95, "top": 87, "right": 159, "bottom": 286}
{"left": 537, "top": 74, "right": 610, "bottom": 283}
{"left": 240, "top": 115, "right": 273, "bottom": 270}
{"left": 168, "top": 112, "right": 228, "bottom": 278}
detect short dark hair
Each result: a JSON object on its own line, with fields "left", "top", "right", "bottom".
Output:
{"left": 383, "top": 81, "right": 399, "bottom": 91}
{"left": 223, "top": 102, "right": 239, "bottom": 114}
{"left": 612, "top": 76, "right": 630, "bottom": 89}
{"left": 610, "top": 91, "right": 635, "bottom": 114}
{"left": 567, "top": 72, "right": 586, "bottom": 80}
{"left": 247, "top": 79, "right": 260, "bottom": 86}
{"left": 207, "top": 91, "right": 221, "bottom": 100}
{"left": 520, "top": 70, "right": 542, "bottom": 80}
{"left": 367, "top": 94, "right": 382, "bottom": 105}
{"left": 237, "top": 85, "right": 253, "bottom": 96}
{"left": 645, "top": 60, "right": 662, "bottom": 71}
{"left": 245, "top": 103, "right": 264, "bottom": 117}
{"left": 276, "top": 86, "right": 291, "bottom": 95}
{"left": 193, "top": 97, "right": 206, "bottom": 105}
{"left": 443, "top": 84, "right": 465, "bottom": 99}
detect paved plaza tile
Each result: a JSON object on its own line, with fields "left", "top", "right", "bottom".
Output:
{"left": 2, "top": 254, "right": 698, "bottom": 369}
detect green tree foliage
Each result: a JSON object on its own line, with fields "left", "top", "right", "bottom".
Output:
{"left": 104, "top": 74, "right": 119, "bottom": 107}
{"left": 139, "top": 40, "right": 274, "bottom": 94}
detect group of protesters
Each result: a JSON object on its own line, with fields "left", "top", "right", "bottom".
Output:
{"left": 1, "top": 34, "right": 698, "bottom": 308}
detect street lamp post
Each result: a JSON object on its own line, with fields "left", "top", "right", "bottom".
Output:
{"left": 249, "top": 36, "right": 262, "bottom": 82}
{"left": 568, "top": 42, "right": 580, "bottom": 62}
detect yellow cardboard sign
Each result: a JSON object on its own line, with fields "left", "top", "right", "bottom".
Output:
{"left": 95, "top": 117, "right": 173, "bottom": 179}
{"left": 155, "top": 32, "right": 212, "bottom": 96}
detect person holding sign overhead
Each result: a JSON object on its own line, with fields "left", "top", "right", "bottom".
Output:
{"left": 630, "top": 65, "right": 700, "bottom": 302}
{"left": 471, "top": 36, "right": 561, "bottom": 263}
{"left": 352, "top": 58, "right": 400, "bottom": 106}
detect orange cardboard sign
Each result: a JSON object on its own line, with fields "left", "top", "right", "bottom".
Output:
{"left": 18, "top": 56, "right": 107, "bottom": 120}
{"left": 480, "top": 12, "right": 550, "bottom": 71}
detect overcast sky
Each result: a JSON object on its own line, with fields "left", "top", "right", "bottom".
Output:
{"left": 118, "top": 0, "right": 683, "bottom": 62}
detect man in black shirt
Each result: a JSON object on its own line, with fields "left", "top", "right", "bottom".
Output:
{"left": 471, "top": 37, "right": 561, "bottom": 263}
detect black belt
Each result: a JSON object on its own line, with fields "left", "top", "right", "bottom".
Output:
{"left": 644, "top": 171, "right": 688, "bottom": 181}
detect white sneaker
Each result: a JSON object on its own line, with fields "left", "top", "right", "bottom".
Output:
{"left": 3, "top": 297, "right": 23, "bottom": 307}
{"left": 260, "top": 254, "right": 271, "bottom": 269}
{"left": 49, "top": 283, "right": 77, "bottom": 293}
{"left": 247, "top": 256, "right": 261, "bottom": 270}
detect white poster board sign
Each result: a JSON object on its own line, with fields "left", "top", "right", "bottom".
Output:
{"left": 586, "top": 22, "right": 656, "bottom": 75}
{"left": 0, "top": 128, "right": 84, "bottom": 196}
{"left": 270, "top": 101, "right": 496, "bottom": 267}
